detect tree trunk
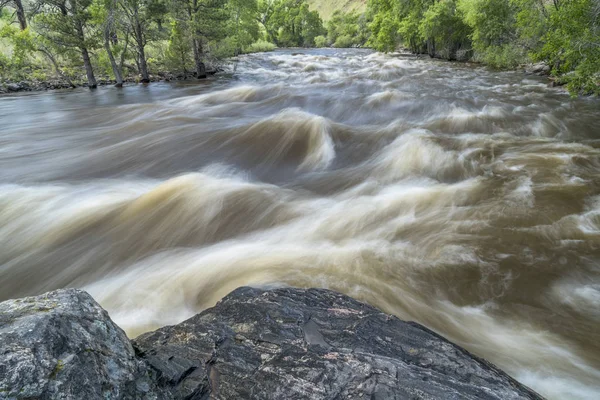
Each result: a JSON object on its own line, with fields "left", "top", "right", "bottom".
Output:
{"left": 39, "top": 47, "right": 77, "bottom": 88}
{"left": 104, "top": 38, "right": 123, "bottom": 87}
{"left": 14, "top": 0, "right": 27, "bottom": 30}
{"left": 137, "top": 42, "right": 150, "bottom": 83}
{"left": 81, "top": 46, "right": 97, "bottom": 88}
{"left": 192, "top": 37, "right": 207, "bottom": 79}
{"left": 427, "top": 39, "right": 436, "bottom": 58}
{"left": 74, "top": 18, "right": 96, "bottom": 88}
{"left": 120, "top": 31, "right": 130, "bottom": 71}
{"left": 104, "top": 1, "right": 123, "bottom": 87}
{"left": 134, "top": 17, "right": 149, "bottom": 83}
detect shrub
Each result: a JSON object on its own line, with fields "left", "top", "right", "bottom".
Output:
{"left": 244, "top": 39, "right": 277, "bottom": 53}
{"left": 333, "top": 34, "right": 354, "bottom": 48}
{"left": 314, "top": 35, "right": 328, "bottom": 47}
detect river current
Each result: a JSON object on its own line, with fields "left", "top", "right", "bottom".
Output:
{"left": 1, "top": 49, "right": 599, "bottom": 399}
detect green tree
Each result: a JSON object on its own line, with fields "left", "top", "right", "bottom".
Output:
{"left": 176, "top": 0, "right": 229, "bottom": 78}
{"left": 34, "top": 0, "right": 100, "bottom": 87}
{"left": 419, "top": 0, "right": 471, "bottom": 59}
{"left": 228, "top": 0, "right": 259, "bottom": 54}
{"left": 367, "top": 0, "right": 400, "bottom": 52}
{"left": 118, "top": 0, "right": 167, "bottom": 82}
{"left": 0, "top": 0, "right": 27, "bottom": 30}
{"left": 327, "top": 11, "right": 369, "bottom": 48}
{"left": 536, "top": 0, "right": 600, "bottom": 94}
{"left": 91, "top": 0, "right": 127, "bottom": 86}
{"left": 267, "top": 0, "right": 325, "bottom": 47}
{"left": 165, "top": 19, "right": 193, "bottom": 73}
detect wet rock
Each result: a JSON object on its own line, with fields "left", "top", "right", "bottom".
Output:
{"left": 135, "top": 287, "right": 543, "bottom": 400}
{"left": 0, "top": 289, "right": 164, "bottom": 399}
{"left": 526, "top": 62, "right": 551, "bottom": 75}
{"left": 0, "top": 287, "right": 543, "bottom": 399}
{"left": 6, "top": 83, "right": 22, "bottom": 92}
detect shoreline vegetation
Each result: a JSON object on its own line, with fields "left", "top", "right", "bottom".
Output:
{"left": 0, "top": 0, "right": 597, "bottom": 97}
{"left": 0, "top": 50, "right": 557, "bottom": 95}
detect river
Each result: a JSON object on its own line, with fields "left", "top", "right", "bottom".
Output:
{"left": 1, "top": 49, "right": 599, "bottom": 399}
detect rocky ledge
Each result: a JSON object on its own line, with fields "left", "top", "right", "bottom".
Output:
{"left": 0, "top": 287, "right": 543, "bottom": 399}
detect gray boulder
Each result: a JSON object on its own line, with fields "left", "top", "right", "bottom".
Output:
{"left": 134, "top": 287, "right": 543, "bottom": 400}
{"left": 525, "top": 62, "right": 551, "bottom": 75}
{"left": 0, "top": 289, "right": 164, "bottom": 399}
{"left": 0, "top": 287, "right": 544, "bottom": 399}
{"left": 6, "top": 83, "right": 22, "bottom": 92}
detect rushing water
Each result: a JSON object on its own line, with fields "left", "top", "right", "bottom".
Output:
{"left": 1, "top": 49, "right": 600, "bottom": 399}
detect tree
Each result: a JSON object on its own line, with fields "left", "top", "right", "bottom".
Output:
{"left": 326, "top": 11, "right": 370, "bottom": 48}
{"left": 34, "top": 0, "right": 99, "bottom": 88}
{"left": 165, "top": 19, "right": 193, "bottom": 73}
{"left": 118, "top": 0, "right": 166, "bottom": 82}
{"left": 536, "top": 0, "right": 600, "bottom": 94}
{"left": 257, "top": 0, "right": 277, "bottom": 41}
{"left": 91, "top": 0, "right": 125, "bottom": 86}
{"left": 367, "top": 0, "right": 400, "bottom": 52}
{"left": 419, "top": 0, "right": 470, "bottom": 59}
{"left": 228, "top": 0, "right": 259, "bottom": 54}
{"left": 172, "top": 0, "right": 228, "bottom": 78}
{"left": 0, "top": 0, "right": 27, "bottom": 30}
{"left": 266, "top": 0, "right": 325, "bottom": 47}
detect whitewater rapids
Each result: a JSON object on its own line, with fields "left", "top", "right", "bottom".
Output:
{"left": 1, "top": 49, "right": 599, "bottom": 399}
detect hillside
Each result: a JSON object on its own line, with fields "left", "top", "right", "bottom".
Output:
{"left": 307, "top": 0, "right": 367, "bottom": 20}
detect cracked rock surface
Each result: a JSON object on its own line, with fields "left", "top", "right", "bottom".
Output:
{"left": 134, "top": 287, "right": 543, "bottom": 400}
{"left": 0, "top": 287, "right": 543, "bottom": 399}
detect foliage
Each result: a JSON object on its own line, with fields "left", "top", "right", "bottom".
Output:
{"left": 367, "top": 0, "right": 400, "bottom": 52}
{"left": 0, "top": 0, "right": 596, "bottom": 95}
{"left": 228, "top": 0, "right": 260, "bottom": 54}
{"left": 535, "top": 0, "right": 600, "bottom": 94}
{"left": 0, "top": 24, "right": 34, "bottom": 71}
{"left": 419, "top": 0, "right": 470, "bottom": 60}
{"left": 314, "top": 34, "right": 327, "bottom": 47}
{"left": 265, "top": 0, "right": 326, "bottom": 47}
{"left": 244, "top": 39, "right": 277, "bottom": 53}
{"left": 326, "top": 10, "right": 369, "bottom": 47}
{"left": 165, "top": 20, "right": 193, "bottom": 72}
{"left": 364, "top": 0, "right": 599, "bottom": 94}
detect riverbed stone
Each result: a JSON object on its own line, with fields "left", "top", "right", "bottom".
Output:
{"left": 0, "top": 287, "right": 543, "bottom": 399}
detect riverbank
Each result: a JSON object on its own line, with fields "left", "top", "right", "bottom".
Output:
{"left": 0, "top": 69, "right": 223, "bottom": 95}
{"left": 0, "top": 286, "right": 543, "bottom": 399}
{"left": 0, "top": 50, "right": 558, "bottom": 96}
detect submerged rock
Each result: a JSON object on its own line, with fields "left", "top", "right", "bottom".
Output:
{"left": 0, "top": 287, "right": 543, "bottom": 399}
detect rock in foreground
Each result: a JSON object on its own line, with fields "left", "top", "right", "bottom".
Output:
{"left": 0, "top": 287, "right": 543, "bottom": 400}
{"left": 0, "top": 289, "right": 163, "bottom": 399}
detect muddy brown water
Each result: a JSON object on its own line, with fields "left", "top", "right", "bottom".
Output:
{"left": 1, "top": 49, "right": 600, "bottom": 399}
